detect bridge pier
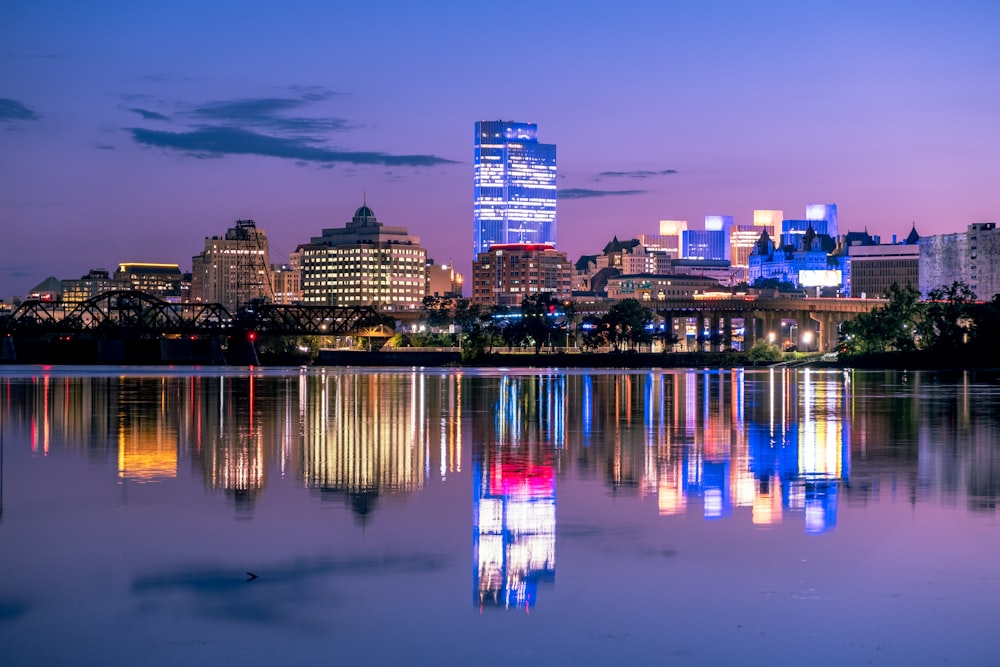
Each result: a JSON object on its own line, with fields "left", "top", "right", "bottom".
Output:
{"left": 0, "top": 336, "right": 15, "bottom": 362}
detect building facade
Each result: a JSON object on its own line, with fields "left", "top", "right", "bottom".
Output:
{"left": 115, "top": 262, "right": 184, "bottom": 302}
{"left": 471, "top": 243, "right": 571, "bottom": 307}
{"left": 749, "top": 227, "right": 843, "bottom": 291}
{"left": 847, "top": 226, "right": 920, "bottom": 298}
{"left": 301, "top": 204, "right": 427, "bottom": 309}
{"left": 426, "top": 260, "right": 464, "bottom": 298}
{"left": 62, "top": 269, "right": 126, "bottom": 304}
{"left": 919, "top": 222, "right": 1000, "bottom": 300}
{"left": 473, "top": 121, "right": 557, "bottom": 257}
{"left": 605, "top": 274, "right": 721, "bottom": 300}
{"left": 190, "top": 220, "right": 272, "bottom": 311}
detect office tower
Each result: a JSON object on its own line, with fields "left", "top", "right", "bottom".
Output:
{"left": 729, "top": 212, "right": 781, "bottom": 277}
{"left": 300, "top": 203, "right": 427, "bottom": 308}
{"left": 473, "top": 121, "right": 557, "bottom": 257}
{"left": 681, "top": 216, "right": 731, "bottom": 261}
{"left": 806, "top": 204, "right": 838, "bottom": 240}
{"left": 752, "top": 210, "right": 782, "bottom": 236}
{"left": 190, "top": 220, "right": 271, "bottom": 310}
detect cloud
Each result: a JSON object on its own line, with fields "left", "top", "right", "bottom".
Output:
{"left": 129, "top": 107, "right": 169, "bottom": 121}
{"left": 559, "top": 188, "right": 646, "bottom": 199}
{"left": 129, "top": 126, "right": 457, "bottom": 166}
{"left": 0, "top": 98, "right": 41, "bottom": 121}
{"left": 96, "top": 144, "right": 115, "bottom": 150}
{"left": 190, "top": 93, "right": 349, "bottom": 133}
{"left": 597, "top": 169, "right": 678, "bottom": 179}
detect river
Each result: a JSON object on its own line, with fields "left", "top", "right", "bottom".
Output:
{"left": 0, "top": 366, "right": 998, "bottom": 665}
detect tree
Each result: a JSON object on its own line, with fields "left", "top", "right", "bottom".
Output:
{"left": 580, "top": 315, "right": 606, "bottom": 351}
{"left": 421, "top": 295, "right": 454, "bottom": 329}
{"left": 747, "top": 339, "right": 783, "bottom": 362}
{"left": 838, "top": 283, "right": 922, "bottom": 356}
{"left": 603, "top": 299, "right": 653, "bottom": 351}
{"left": 452, "top": 299, "right": 491, "bottom": 360}
{"left": 920, "top": 281, "right": 977, "bottom": 350}
{"left": 520, "top": 293, "right": 560, "bottom": 353}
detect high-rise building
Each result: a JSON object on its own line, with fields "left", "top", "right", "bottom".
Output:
{"left": 300, "top": 203, "right": 427, "bottom": 309}
{"left": 473, "top": 121, "right": 557, "bottom": 257}
{"left": 190, "top": 220, "right": 272, "bottom": 310}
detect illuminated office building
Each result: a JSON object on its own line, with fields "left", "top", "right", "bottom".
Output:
{"left": 61, "top": 269, "right": 125, "bottom": 304}
{"left": 731, "top": 211, "right": 781, "bottom": 279}
{"left": 473, "top": 121, "right": 557, "bottom": 257}
{"left": 115, "top": 262, "right": 184, "bottom": 302}
{"left": 301, "top": 204, "right": 427, "bottom": 309}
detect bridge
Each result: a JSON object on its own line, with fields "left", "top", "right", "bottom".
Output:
{"left": 389, "top": 294, "right": 887, "bottom": 353}
{"left": 0, "top": 290, "right": 387, "bottom": 363}
{"left": 646, "top": 295, "right": 885, "bottom": 352}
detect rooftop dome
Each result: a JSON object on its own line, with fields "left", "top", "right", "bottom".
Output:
{"left": 353, "top": 204, "right": 376, "bottom": 222}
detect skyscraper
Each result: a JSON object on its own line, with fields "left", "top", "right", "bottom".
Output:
{"left": 473, "top": 121, "right": 557, "bottom": 257}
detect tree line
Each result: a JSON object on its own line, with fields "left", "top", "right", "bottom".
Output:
{"left": 414, "top": 294, "right": 659, "bottom": 361}
{"left": 838, "top": 281, "right": 1000, "bottom": 360}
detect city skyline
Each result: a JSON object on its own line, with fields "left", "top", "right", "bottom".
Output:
{"left": 2, "top": 1, "right": 999, "bottom": 299}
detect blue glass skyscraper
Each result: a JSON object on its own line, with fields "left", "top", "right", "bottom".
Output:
{"left": 474, "top": 121, "right": 557, "bottom": 257}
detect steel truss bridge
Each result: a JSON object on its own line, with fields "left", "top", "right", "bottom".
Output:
{"left": 0, "top": 291, "right": 384, "bottom": 337}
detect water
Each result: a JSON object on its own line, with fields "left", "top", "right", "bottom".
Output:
{"left": 1, "top": 366, "right": 998, "bottom": 665}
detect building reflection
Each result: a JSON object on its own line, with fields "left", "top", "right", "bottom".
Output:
{"left": 299, "top": 372, "right": 447, "bottom": 522}
{"left": 117, "top": 377, "right": 178, "bottom": 483}
{"left": 642, "top": 369, "right": 849, "bottom": 532}
{"left": 0, "top": 370, "right": 466, "bottom": 519}
{"left": 473, "top": 375, "right": 559, "bottom": 611}
{"left": 0, "top": 367, "right": 999, "bottom": 526}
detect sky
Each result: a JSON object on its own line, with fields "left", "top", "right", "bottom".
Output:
{"left": 2, "top": 0, "right": 998, "bottom": 299}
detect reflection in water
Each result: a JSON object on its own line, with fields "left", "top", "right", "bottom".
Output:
{"left": 1, "top": 367, "right": 1000, "bottom": 526}
{"left": 3, "top": 367, "right": 1000, "bottom": 665}
{"left": 474, "top": 375, "right": 560, "bottom": 611}
{"left": 0, "top": 370, "right": 467, "bottom": 519}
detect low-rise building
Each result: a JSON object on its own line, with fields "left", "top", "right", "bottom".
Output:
{"left": 472, "top": 243, "right": 571, "bottom": 307}
{"left": 61, "top": 269, "right": 126, "bottom": 303}
{"left": 115, "top": 262, "right": 183, "bottom": 302}
{"left": 848, "top": 226, "right": 920, "bottom": 298}
{"left": 605, "top": 274, "right": 721, "bottom": 300}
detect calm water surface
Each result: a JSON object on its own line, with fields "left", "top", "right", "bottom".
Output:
{"left": 1, "top": 366, "right": 998, "bottom": 665}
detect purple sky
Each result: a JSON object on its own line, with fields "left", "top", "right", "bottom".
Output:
{"left": 2, "top": 0, "right": 998, "bottom": 299}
